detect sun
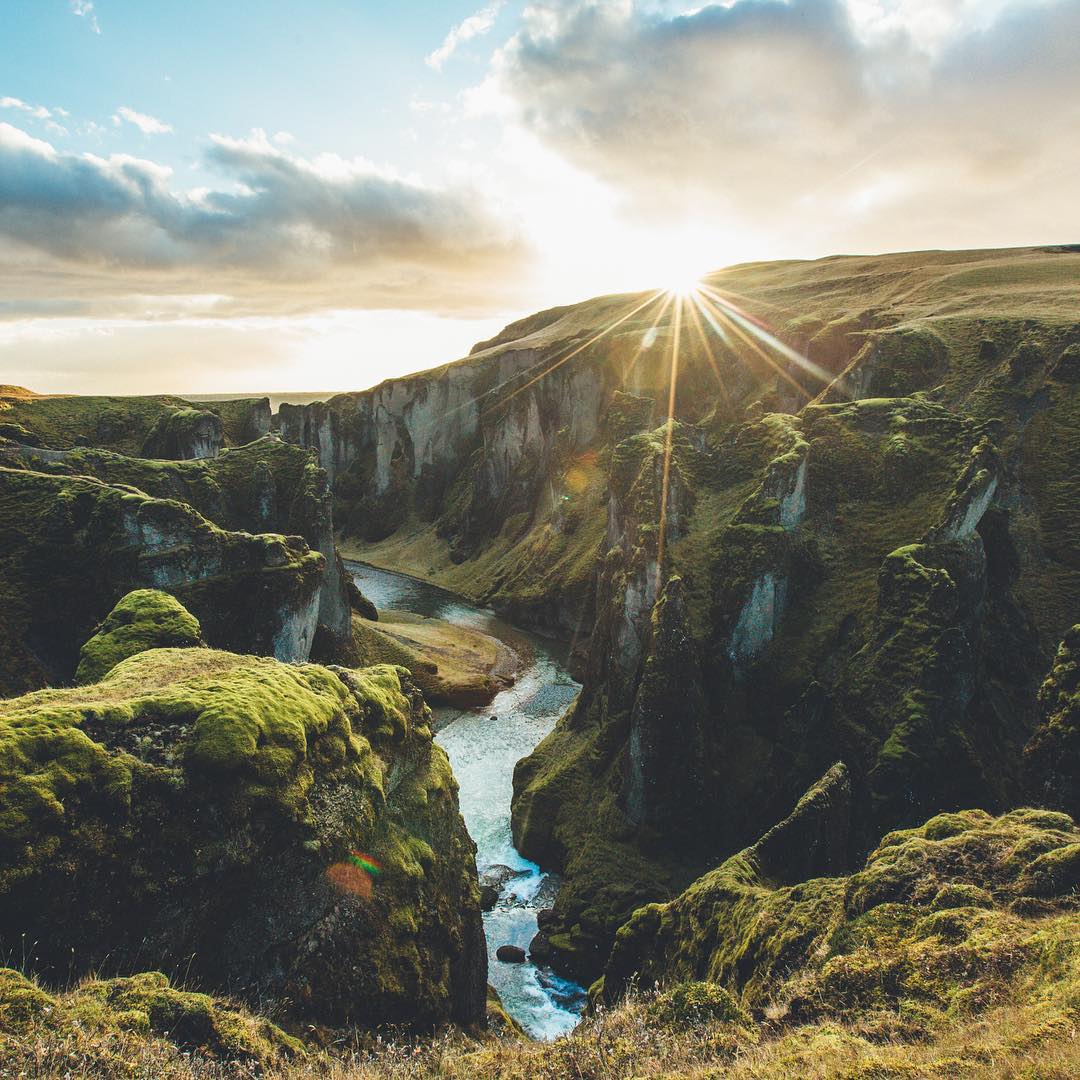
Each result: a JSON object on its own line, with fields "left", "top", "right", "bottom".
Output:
{"left": 664, "top": 270, "right": 704, "bottom": 298}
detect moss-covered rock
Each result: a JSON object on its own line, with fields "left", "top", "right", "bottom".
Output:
{"left": 0, "top": 651, "right": 485, "bottom": 1030}
{"left": 1024, "top": 625, "right": 1080, "bottom": 819}
{"left": 605, "top": 801, "right": 1080, "bottom": 1043}
{"left": 7, "top": 436, "right": 355, "bottom": 662}
{"left": 76, "top": 589, "right": 203, "bottom": 684}
{"left": 0, "top": 467, "right": 324, "bottom": 695}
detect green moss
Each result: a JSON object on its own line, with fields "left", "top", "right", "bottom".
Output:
{"left": 76, "top": 589, "right": 203, "bottom": 684}
{"left": 649, "top": 981, "right": 751, "bottom": 1028}
{"left": 0, "top": 650, "right": 483, "bottom": 1030}
{"left": 0, "top": 968, "right": 57, "bottom": 1031}
{"left": 606, "top": 806, "right": 1080, "bottom": 1044}
{"left": 0, "top": 967, "right": 300, "bottom": 1066}
{"left": 70, "top": 972, "right": 302, "bottom": 1064}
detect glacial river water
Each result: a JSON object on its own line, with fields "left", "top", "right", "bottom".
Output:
{"left": 347, "top": 562, "right": 587, "bottom": 1040}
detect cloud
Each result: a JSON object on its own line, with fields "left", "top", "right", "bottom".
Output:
{"left": 70, "top": 0, "right": 101, "bottom": 34}
{"left": 1, "top": 97, "right": 68, "bottom": 137}
{"left": 113, "top": 105, "right": 173, "bottom": 135}
{"left": 0, "top": 124, "right": 529, "bottom": 319}
{"left": 1, "top": 96, "right": 52, "bottom": 121}
{"left": 427, "top": 2, "right": 505, "bottom": 70}
{"left": 490, "top": 0, "right": 1080, "bottom": 252}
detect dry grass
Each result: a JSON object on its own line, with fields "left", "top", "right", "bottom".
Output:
{"left": 3, "top": 977, "right": 1078, "bottom": 1080}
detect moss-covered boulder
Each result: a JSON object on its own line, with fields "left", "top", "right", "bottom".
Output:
{"left": 604, "top": 801, "right": 1080, "bottom": 1043}
{"left": 0, "top": 651, "right": 485, "bottom": 1029}
{"left": 1025, "top": 625, "right": 1080, "bottom": 819}
{"left": 76, "top": 589, "right": 203, "bottom": 684}
{"left": 0, "top": 467, "right": 323, "bottom": 695}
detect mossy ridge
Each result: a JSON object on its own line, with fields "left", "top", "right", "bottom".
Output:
{"left": 0, "top": 651, "right": 485, "bottom": 1029}
{"left": 0, "top": 393, "right": 269, "bottom": 454}
{"left": 76, "top": 589, "right": 204, "bottom": 684}
{"left": 605, "top": 804, "right": 1080, "bottom": 1048}
{"left": 0, "top": 466, "right": 324, "bottom": 694}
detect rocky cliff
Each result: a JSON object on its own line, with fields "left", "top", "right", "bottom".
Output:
{"left": 0, "top": 467, "right": 324, "bottom": 696}
{"left": 278, "top": 294, "right": 731, "bottom": 640}
{"left": 0, "top": 649, "right": 485, "bottom": 1029}
{"left": 5, "top": 436, "right": 354, "bottom": 662}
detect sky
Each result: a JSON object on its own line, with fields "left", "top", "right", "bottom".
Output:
{"left": 1, "top": 0, "right": 1078, "bottom": 395}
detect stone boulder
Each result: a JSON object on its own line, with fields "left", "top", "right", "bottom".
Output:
{"left": 0, "top": 654, "right": 485, "bottom": 1030}
{"left": 76, "top": 589, "right": 203, "bottom": 684}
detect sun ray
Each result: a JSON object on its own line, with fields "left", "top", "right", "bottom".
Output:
{"left": 694, "top": 289, "right": 816, "bottom": 402}
{"left": 618, "top": 290, "right": 675, "bottom": 385}
{"left": 656, "top": 294, "right": 684, "bottom": 590}
{"left": 481, "top": 289, "right": 667, "bottom": 419}
{"left": 683, "top": 290, "right": 732, "bottom": 411}
{"left": 698, "top": 283, "right": 839, "bottom": 393}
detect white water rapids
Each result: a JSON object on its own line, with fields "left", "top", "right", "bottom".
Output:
{"left": 347, "top": 563, "right": 587, "bottom": 1040}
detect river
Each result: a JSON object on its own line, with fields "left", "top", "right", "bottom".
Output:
{"left": 347, "top": 562, "right": 588, "bottom": 1040}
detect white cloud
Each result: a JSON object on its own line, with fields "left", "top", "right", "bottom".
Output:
{"left": 427, "top": 2, "right": 506, "bottom": 70}
{"left": 0, "top": 96, "right": 53, "bottom": 121}
{"left": 0, "top": 123, "right": 529, "bottom": 319}
{"left": 489, "top": 0, "right": 1080, "bottom": 252}
{"left": 113, "top": 105, "right": 173, "bottom": 136}
{"left": 70, "top": 0, "right": 101, "bottom": 34}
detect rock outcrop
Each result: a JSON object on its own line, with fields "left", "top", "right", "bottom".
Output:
{"left": 603, "top": 800, "right": 1080, "bottom": 1032}
{"left": 141, "top": 407, "right": 224, "bottom": 460}
{"left": 76, "top": 589, "right": 204, "bottom": 684}
{"left": 0, "top": 652, "right": 486, "bottom": 1030}
{"left": 0, "top": 467, "right": 323, "bottom": 695}
{"left": 3, "top": 437, "right": 354, "bottom": 666}
{"left": 1024, "top": 624, "right": 1080, "bottom": 818}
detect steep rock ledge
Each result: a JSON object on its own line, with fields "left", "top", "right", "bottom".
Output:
{"left": 0, "top": 467, "right": 323, "bottom": 695}
{"left": 5, "top": 436, "right": 354, "bottom": 662}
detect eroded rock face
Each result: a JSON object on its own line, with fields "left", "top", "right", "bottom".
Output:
{"left": 0, "top": 654, "right": 485, "bottom": 1030}
{"left": 3, "top": 437, "right": 354, "bottom": 666}
{"left": 510, "top": 396, "right": 1042, "bottom": 982}
{"left": 141, "top": 408, "right": 224, "bottom": 460}
{"left": 0, "top": 467, "right": 324, "bottom": 695}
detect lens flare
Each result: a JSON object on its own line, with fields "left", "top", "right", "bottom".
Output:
{"left": 348, "top": 850, "right": 383, "bottom": 876}
{"left": 326, "top": 861, "right": 374, "bottom": 898}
